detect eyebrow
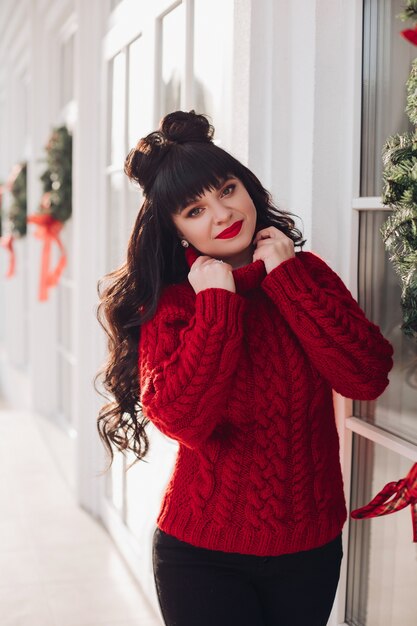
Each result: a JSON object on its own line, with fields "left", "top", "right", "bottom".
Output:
{"left": 179, "top": 177, "right": 236, "bottom": 213}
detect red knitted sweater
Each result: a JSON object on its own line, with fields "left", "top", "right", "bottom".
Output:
{"left": 139, "top": 250, "right": 393, "bottom": 556}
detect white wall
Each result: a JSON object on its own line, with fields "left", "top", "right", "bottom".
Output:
{"left": 233, "top": 0, "right": 360, "bottom": 287}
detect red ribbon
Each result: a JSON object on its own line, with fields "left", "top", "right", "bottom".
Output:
{"left": 0, "top": 234, "right": 16, "bottom": 278}
{"left": 27, "top": 212, "right": 67, "bottom": 301}
{"left": 351, "top": 463, "right": 417, "bottom": 542}
{"left": 401, "top": 27, "right": 417, "bottom": 45}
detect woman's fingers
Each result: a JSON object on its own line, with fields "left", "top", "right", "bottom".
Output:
{"left": 253, "top": 228, "right": 295, "bottom": 274}
{"left": 253, "top": 226, "right": 283, "bottom": 244}
{"left": 188, "top": 255, "right": 236, "bottom": 293}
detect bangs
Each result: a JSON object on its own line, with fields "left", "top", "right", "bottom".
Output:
{"left": 150, "top": 143, "right": 242, "bottom": 214}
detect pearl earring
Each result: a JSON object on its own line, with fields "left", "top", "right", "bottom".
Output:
{"left": 181, "top": 239, "right": 189, "bottom": 248}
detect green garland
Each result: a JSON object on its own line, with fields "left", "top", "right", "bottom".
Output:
{"left": 39, "top": 125, "right": 72, "bottom": 222}
{"left": 9, "top": 163, "right": 27, "bottom": 237}
{"left": 398, "top": 0, "right": 417, "bottom": 22}
{"left": 381, "top": 7, "right": 417, "bottom": 339}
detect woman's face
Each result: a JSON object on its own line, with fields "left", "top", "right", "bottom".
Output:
{"left": 172, "top": 176, "right": 257, "bottom": 267}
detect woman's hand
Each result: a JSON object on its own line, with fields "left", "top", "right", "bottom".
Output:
{"left": 188, "top": 256, "right": 236, "bottom": 294}
{"left": 253, "top": 227, "right": 295, "bottom": 274}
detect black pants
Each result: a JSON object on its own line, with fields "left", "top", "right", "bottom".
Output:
{"left": 152, "top": 528, "right": 343, "bottom": 626}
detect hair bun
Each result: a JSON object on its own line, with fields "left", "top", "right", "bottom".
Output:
{"left": 160, "top": 110, "right": 214, "bottom": 143}
{"left": 124, "top": 110, "right": 214, "bottom": 195}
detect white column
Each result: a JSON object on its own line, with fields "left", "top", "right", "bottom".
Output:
{"left": 26, "top": 0, "right": 59, "bottom": 415}
{"left": 73, "top": 0, "right": 108, "bottom": 515}
{"left": 0, "top": 1, "right": 31, "bottom": 404}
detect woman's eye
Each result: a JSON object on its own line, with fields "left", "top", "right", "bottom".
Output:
{"left": 222, "top": 184, "right": 235, "bottom": 196}
{"left": 188, "top": 207, "right": 203, "bottom": 217}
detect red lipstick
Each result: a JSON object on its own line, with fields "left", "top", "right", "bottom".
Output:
{"left": 215, "top": 220, "right": 243, "bottom": 239}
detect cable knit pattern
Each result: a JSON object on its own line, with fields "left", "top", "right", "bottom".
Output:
{"left": 139, "top": 251, "right": 394, "bottom": 556}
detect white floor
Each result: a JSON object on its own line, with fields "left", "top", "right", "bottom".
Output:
{"left": 0, "top": 403, "right": 162, "bottom": 626}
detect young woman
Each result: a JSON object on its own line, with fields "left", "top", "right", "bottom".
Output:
{"left": 97, "top": 110, "right": 393, "bottom": 626}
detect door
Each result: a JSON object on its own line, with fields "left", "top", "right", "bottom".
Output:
{"left": 101, "top": 0, "right": 235, "bottom": 613}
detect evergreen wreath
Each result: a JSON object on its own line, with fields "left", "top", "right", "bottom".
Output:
{"left": 381, "top": 2, "right": 417, "bottom": 338}
{"left": 39, "top": 125, "right": 72, "bottom": 222}
{"left": 399, "top": 0, "right": 417, "bottom": 23}
{"left": 9, "top": 162, "right": 27, "bottom": 237}
{"left": 27, "top": 125, "right": 72, "bottom": 301}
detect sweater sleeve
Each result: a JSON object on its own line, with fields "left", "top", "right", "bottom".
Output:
{"left": 139, "top": 286, "right": 246, "bottom": 449}
{"left": 261, "top": 251, "right": 394, "bottom": 400}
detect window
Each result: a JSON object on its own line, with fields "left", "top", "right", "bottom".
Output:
{"left": 346, "top": 2, "right": 417, "bottom": 624}
{"left": 355, "top": 210, "right": 417, "bottom": 445}
{"left": 361, "top": 0, "right": 414, "bottom": 196}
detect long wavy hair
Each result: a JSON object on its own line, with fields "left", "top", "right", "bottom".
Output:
{"left": 96, "top": 110, "right": 305, "bottom": 468}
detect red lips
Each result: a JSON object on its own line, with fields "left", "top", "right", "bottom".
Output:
{"left": 215, "top": 220, "right": 243, "bottom": 239}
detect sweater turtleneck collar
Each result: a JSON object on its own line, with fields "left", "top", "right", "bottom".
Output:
{"left": 184, "top": 244, "right": 267, "bottom": 294}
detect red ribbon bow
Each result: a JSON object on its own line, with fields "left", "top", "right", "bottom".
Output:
{"left": 401, "top": 26, "right": 417, "bottom": 46}
{"left": 0, "top": 234, "right": 16, "bottom": 278}
{"left": 27, "top": 212, "right": 67, "bottom": 301}
{"left": 351, "top": 463, "right": 417, "bottom": 542}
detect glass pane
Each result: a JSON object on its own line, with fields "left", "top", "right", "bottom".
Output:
{"left": 355, "top": 210, "right": 417, "bottom": 445}
{"left": 126, "top": 425, "right": 178, "bottom": 540}
{"left": 110, "top": 0, "right": 123, "bottom": 10}
{"left": 60, "top": 33, "right": 75, "bottom": 107}
{"left": 107, "top": 450, "right": 125, "bottom": 514}
{"left": 107, "top": 172, "right": 125, "bottom": 271}
{"left": 126, "top": 181, "right": 142, "bottom": 241}
{"left": 193, "top": 0, "right": 233, "bottom": 146}
{"left": 109, "top": 52, "right": 126, "bottom": 167}
{"left": 346, "top": 435, "right": 417, "bottom": 625}
{"left": 58, "top": 284, "right": 73, "bottom": 354}
{"left": 57, "top": 354, "right": 73, "bottom": 426}
{"left": 361, "top": 0, "right": 414, "bottom": 196}
{"left": 128, "top": 36, "right": 149, "bottom": 149}
{"left": 160, "top": 3, "right": 185, "bottom": 116}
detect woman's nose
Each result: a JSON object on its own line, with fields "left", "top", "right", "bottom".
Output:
{"left": 212, "top": 202, "right": 232, "bottom": 223}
